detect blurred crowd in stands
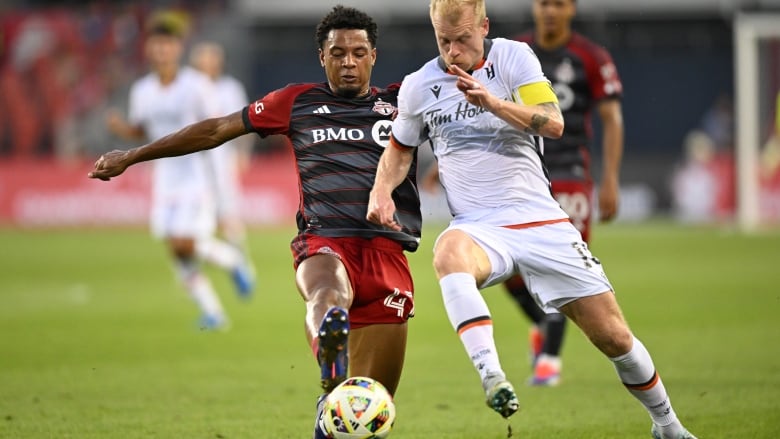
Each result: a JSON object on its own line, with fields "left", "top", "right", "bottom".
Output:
{"left": 0, "top": 1, "right": 230, "bottom": 161}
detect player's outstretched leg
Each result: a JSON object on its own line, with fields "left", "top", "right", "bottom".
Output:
{"left": 483, "top": 372, "right": 520, "bottom": 418}
{"left": 311, "top": 307, "right": 349, "bottom": 439}
{"left": 317, "top": 306, "right": 350, "bottom": 392}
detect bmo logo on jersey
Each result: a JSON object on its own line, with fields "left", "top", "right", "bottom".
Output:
{"left": 310, "top": 121, "right": 393, "bottom": 147}
{"left": 311, "top": 127, "right": 365, "bottom": 143}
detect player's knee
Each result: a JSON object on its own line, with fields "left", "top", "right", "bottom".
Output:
{"left": 592, "top": 325, "right": 633, "bottom": 358}
{"left": 309, "top": 285, "right": 351, "bottom": 309}
{"left": 432, "top": 231, "right": 478, "bottom": 277}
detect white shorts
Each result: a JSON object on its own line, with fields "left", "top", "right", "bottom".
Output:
{"left": 438, "top": 220, "right": 614, "bottom": 313}
{"left": 150, "top": 193, "right": 216, "bottom": 240}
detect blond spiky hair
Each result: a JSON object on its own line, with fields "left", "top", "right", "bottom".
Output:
{"left": 429, "top": 0, "right": 486, "bottom": 23}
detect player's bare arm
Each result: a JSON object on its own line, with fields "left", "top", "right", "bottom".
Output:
{"left": 449, "top": 64, "right": 563, "bottom": 139}
{"left": 597, "top": 98, "right": 624, "bottom": 221}
{"left": 89, "top": 110, "right": 248, "bottom": 181}
{"left": 367, "top": 139, "right": 416, "bottom": 231}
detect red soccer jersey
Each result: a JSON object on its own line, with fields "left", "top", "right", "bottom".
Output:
{"left": 242, "top": 82, "right": 421, "bottom": 251}
{"left": 516, "top": 31, "right": 623, "bottom": 181}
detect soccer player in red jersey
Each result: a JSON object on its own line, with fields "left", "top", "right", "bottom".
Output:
{"left": 506, "top": 0, "right": 625, "bottom": 386}
{"left": 90, "top": 7, "right": 420, "bottom": 439}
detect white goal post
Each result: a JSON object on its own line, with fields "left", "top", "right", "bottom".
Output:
{"left": 734, "top": 13, "right": 780, "bottom": 232}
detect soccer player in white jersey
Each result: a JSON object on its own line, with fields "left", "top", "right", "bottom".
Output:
{"left": 106, "top": 14, "right": 255, "bottom": 330}
{"left": 190, "top": 41, "right": 256, "bottom": 266}
{"left": 367, "top": 1, "right": 697, "bottom": 438}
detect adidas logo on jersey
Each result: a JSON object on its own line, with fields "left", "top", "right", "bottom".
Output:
{"left": 313, "top": 105, "right": 331, "bottom": 114}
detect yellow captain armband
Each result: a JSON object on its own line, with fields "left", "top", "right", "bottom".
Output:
{"left": 514, "top": 81, "right": 558, "bottom": 105}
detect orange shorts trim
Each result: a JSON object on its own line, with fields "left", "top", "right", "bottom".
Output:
{"left": 501, "top": 217, "right": 570, "bottom": 230}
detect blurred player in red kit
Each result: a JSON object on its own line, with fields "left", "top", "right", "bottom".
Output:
{"left": 511, "top": 0, "right": 624, "bottom": 386}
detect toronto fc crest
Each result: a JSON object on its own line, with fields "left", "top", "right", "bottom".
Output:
{"left": 372, "top": 99, "right": 396, "bottom": 116}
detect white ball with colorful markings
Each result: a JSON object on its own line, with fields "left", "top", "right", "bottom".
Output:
{"left": 322, "top": 376, "right": 396, "bottom": 439}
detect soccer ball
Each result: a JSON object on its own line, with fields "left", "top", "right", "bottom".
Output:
{"left": 321, "top": 376, "right": 396, "bottom": 439}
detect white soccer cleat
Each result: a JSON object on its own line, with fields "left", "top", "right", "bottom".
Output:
{"left": 651, "top": 423, "right": 698, "bottom": 439}
{"left": 483, "top": 373, "right": 520, "bottom": 418}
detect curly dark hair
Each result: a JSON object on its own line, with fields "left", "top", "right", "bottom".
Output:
{"left": 315, "top": 5, "right": 378, "bottom": 49}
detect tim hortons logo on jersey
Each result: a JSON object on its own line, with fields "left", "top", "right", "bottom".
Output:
{"left": 424, "top": 101, "right": 488, "bottom": 128}
{"left": 372, "top": 99, "right": 396, "bottom": 116}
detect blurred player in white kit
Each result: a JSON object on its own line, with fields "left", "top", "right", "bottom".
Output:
{"left": 190, "top": 41, "right": 255, "bottom": 259}
{"left": 105, "top": 13, "right": 255, "bottom": 330}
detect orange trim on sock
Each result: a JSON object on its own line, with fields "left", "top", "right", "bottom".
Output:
{"left": 457, "top": 319, "right": 492, "bottom": 336}
{"left": 502, "top": 217, "right": 570, "bottom": 230}
{"left": 625, "top": 372, "right": 659, "bottom": 391}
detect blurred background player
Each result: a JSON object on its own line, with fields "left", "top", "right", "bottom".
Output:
{"left": 104, "top": 12, "right": 255, "bottom": 331}
{"left": 90, "top": 7, "right": 420, "bottom": 439}
{"left": 189, "top": 41, "right": 257, "bottom": 272}
{"left": 510, "top": 0, "right": 624, "bottom": 386}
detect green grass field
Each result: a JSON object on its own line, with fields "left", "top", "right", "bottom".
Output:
{"left": 1, "top": 222, "right": 779, "bottom": 438}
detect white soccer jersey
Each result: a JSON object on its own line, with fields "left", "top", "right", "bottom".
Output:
{"left": 128, "top": 66, "right": 220, "bottom": 201}
{"left": 205, "top": 75, "right": 249, "bottom": 216}
{"left": 393, "top": 38, "right": 568, "bottom": 226}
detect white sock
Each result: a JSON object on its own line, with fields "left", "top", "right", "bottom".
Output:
{"left": 195, "top": 237, "right": 243, "bottom": 271}
{"left": 610, "top": 337, "right": 680, "bottom": 428}
{"left": 440, "top": 272, "right": 504, "bottom": 382}
{"left": 176, "top": 259, "right": 224, "bottom": 318}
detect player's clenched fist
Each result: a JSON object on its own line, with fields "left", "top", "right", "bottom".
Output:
{"left": 88, "top": 150, "right": 130, "bottom": 181}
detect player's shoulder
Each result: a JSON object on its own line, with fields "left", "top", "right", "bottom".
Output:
{"left": 372, "top": 83, "right": 401, "bottom": 99}
{"left": 488, "top": 37, "right": 534, "bottom": 59}
{"left": 280, "top": 82, "right": 321, "bottom": 93}
{"left": 257, "top": 82, "right": 324, "bottom": 107}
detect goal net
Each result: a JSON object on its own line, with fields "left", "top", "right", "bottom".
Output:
{"left": 734, "top": 13, "right": 780, "bottom": 231}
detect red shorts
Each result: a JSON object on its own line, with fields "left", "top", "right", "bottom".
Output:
{"left": 291, "top": 234, "right": 415, "bottom": 329}
{"left": 551, "top": 180, "right": 594, "bottom": 242}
